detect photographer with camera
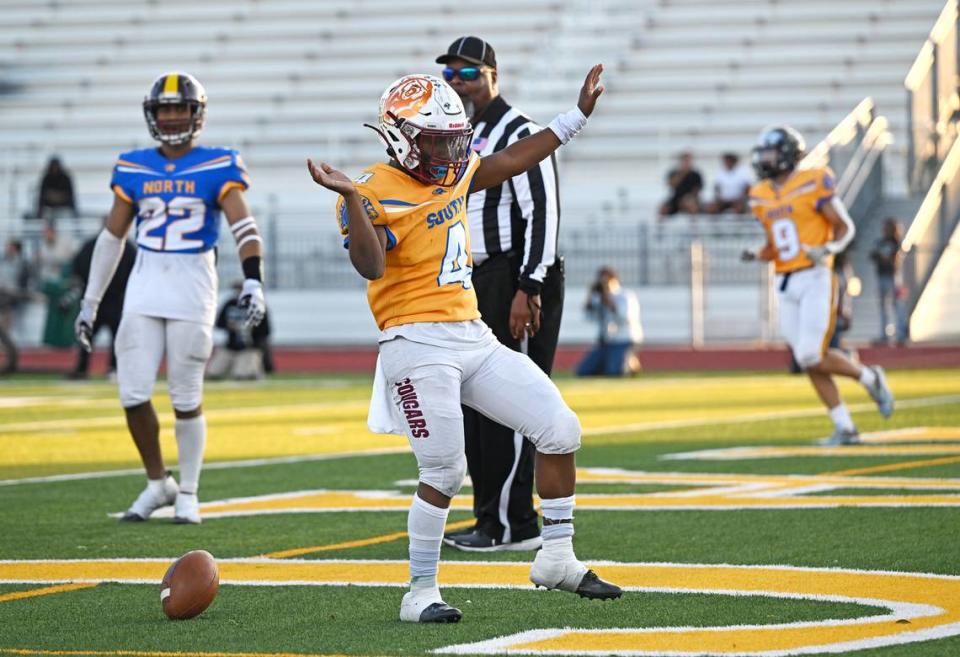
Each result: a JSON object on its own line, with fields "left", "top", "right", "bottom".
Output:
{"left": 576, "top": 267, "right": 642, "bottom": 377}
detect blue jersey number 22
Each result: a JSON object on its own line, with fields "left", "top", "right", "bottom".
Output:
{"left": 137, "top": 196, "right": 206, "bottom": 252}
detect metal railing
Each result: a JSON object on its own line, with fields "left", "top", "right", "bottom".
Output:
{"left": 901, "top": 131, "right": 960, "bottom": 312}
{"left": 905, "top": 0, "right": 960, "bottom": 195}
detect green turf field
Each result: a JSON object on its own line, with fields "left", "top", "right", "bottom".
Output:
{"left": 1, "top": 368, "right": 959, "bottom": 657}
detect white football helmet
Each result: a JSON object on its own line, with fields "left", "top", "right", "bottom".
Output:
{"left": 365, "top": 74, "right": 473, "bottom": 186}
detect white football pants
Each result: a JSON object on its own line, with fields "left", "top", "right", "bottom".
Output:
{"left": 776, "top": 265, "right": 837, "bottom": 369}
{"left": 377, "top": 333, "right": 581, "bottom": 498}
{"left": 115, "top": 313, "right": 213, "bottom": 411}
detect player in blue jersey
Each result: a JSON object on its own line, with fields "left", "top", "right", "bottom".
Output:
{"left": 75, "top": 72, "right": 267, "bottom": 524}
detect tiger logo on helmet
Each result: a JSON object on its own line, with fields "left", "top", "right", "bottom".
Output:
{"left": 365, "top": 74, "right": 473, "bottom": 187}
{"left": 143, "top": 72, "right": 207, "bottom": 146}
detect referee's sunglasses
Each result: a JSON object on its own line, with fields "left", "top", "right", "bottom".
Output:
{"left": 442, "top": 66, "right": 483, "bottom": 82}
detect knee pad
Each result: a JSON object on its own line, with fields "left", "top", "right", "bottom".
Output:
{"left": 118, "top": 376, "right": 153, "bottom": 408}
{"left": 418, "top": 454, "right": 467, "bottom": 499}
{"left": 535, "top": 408, "right": 582, "bottom": 455}
{"left": 169, "top": 382, "right": 203, "bottom": 413}
{"left": 795, "top": 349, "right": 824, "bottom": 370}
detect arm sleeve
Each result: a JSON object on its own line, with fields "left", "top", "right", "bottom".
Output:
{"left": 828, "top": 196, "right": 856, "bottom": 253}
{"left": 507, "top": 125, "right": 559, "bottom": 295}
{"left": 82, "top": 230, "right": 126, "bottom": 309}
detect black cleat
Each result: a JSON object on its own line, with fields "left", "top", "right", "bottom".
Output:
{"left": 416, "top": 602, "right": 462, "bottom": 623}
{"left": 119, "top": 512, "right": 147, "bottom": 522}
{"left": 443, "top": 529, "right": 542, "bottom": 552}
{"left": 441, "top": 526, "right": 475, "bottom": 545}
{"left": 576, "top": 570, "right": 623, "bottom": 600}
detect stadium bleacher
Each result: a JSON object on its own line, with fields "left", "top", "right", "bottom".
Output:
{"left": 0, "top": 0, "right": 944, "bottom": 221}
{"left": 0, "top": 0, "right": 951, "bottom": 347}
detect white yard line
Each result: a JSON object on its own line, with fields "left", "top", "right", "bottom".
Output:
{"left": 0, "top": 399, "right": 370, "bottom": 433}
{"left": 582, "top": 394, "right": 960, "bottom": 437}
{"left": 0, "top": 448, "right": 409, "bottom": 487}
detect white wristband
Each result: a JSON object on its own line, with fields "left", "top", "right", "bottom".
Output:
{"left": 548, "top": 107, "right": 587, "bottom": 145}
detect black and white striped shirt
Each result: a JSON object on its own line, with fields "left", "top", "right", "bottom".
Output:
{"left": 468, "top": 96, "right": 560, "bottom": 295}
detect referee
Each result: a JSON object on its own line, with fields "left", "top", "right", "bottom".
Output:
{"left": 437, "top": 36, "right": 563, "bottom": 552}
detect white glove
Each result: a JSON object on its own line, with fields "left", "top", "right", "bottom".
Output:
{"left": 803, "top": 244, "right": 833, "bottom": 266}
{"left": 74, "top": 300, "right": 97, "bottom": 352}
{"left": 237, "top": 279, "right": 266, "bottom": 329}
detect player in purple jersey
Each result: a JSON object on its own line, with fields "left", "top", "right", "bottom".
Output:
{"left": 75, "top": 72, "right": 267, "bottom": 524}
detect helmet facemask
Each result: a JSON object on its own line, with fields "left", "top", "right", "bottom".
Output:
{"left": 143, "top": 73, "right": 207, "bottom": 146}
{"left": 366, "top": 75, "right": 473, "bottom": 187}
{"left": 751, "top": 126, "right": 805, "bottom": 180}
{"left": 144, "top": 100, "right": 205, "bottom": 146}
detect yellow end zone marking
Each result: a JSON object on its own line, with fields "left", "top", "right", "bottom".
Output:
{"left": 129, "top": 467, "right": 960, "bottom": 519}
{"left": 2, "top": 560, "right": 960, "bottom": 656}
{"left": 0, "top": 582, "right": 97, "bottom": 604}
{"left": 261, "top": 519, "right": 475, "bottom": 559}
{"left": 826, "top": 455, "right": 960, "bottom": 477}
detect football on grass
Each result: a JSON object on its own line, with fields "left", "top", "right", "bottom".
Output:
{"left": 160, "top": 549, "right": 219, "bottom": 619}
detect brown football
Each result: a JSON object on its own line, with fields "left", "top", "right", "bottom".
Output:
{"left": 160, "top": 550, "right": 219, "bottom": 620}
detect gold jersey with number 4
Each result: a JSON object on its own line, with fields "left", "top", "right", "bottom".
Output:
{"left": 336, "top": 153, "right": 483, "bottom": 330}
{"left": 748, "top": 166, "right": 837, "bottom": 273}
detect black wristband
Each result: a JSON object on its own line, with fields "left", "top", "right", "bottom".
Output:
{"left": 518, "top": 277, "right": 542, "bottom": 296}
{"left": 241, "top": 256, "right": 263, "bottom": 282}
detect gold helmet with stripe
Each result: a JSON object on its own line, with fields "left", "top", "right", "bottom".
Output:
{"left": 143, "top": 72, "right": 207, "bottom": 145}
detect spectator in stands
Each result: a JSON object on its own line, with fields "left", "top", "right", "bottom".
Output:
{"left": 66, "top": 230, "right": 136, "bottom": 379}
{"left": 207, "top": 281, "right": 272, "bottom": 380}
{"left": 37, "top": 221, "right": 78, "bottom": 348}
{"left": 707, "top": 153, "right": 752, "bottom": 214}
{"left": 869, "top": 218, "right": 908, "bottom": 346}
{"left": 36, "top": 157, "right": 78, "bottom": 220}
{"left": 576, "top": 267, "right": 643, "bottom": 377}
{"left": 37, "top": 221, "right": 75, "bottom": 284}
{"left": 658, "top": 151, "right": 703, "bottom": 218}
{"left": 0, "top": 239, "right": 31, "bottom": 374}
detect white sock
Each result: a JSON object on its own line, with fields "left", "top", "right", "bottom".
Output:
{"left": 147, "top": 476, "right": 168, "bottom": 497}
{"left": 408, "top": 494, "right": 449, "bottom": 591}
{"left": 858, "top": 366, "right": 877, "bottom": 388}
{"left": 828, "top": 404, "right": 855, "bottom": 431}
{"left": 540, "top": 495, "right": 577, "bottom": 560}
{"left": 175, "top": 415, "right": 206, "bottom": 495}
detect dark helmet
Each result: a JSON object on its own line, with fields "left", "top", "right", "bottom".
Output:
{"left": 143, "top": 72, "right": 207, "bottom": 146}
{"left": 751, "top": 126, "right": 805, "bottom": 179}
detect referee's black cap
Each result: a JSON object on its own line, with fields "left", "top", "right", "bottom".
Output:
{"left": 436, "top": 36, "right": 497, "bottom": 69}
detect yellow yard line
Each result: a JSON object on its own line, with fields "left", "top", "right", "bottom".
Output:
{"left": 825, "top": 454, "right": 960, "bottom": 477}
{"left": 0, "top": 583, "right": 97, "bottom": 604}
{"left": 0, "top": 650, "right": 360, "bottom": 657}
{"left": 261, "top": 519, "right": 475, "bottom": 559}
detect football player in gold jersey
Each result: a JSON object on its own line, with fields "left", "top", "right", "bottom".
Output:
{"left": 744, "top": 126, "right": 894, "bottom": 445}
{"left": 307, "top": 66, "right": 621, "bottom": 623}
